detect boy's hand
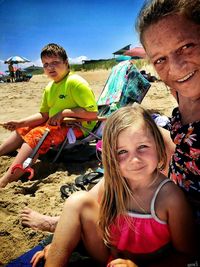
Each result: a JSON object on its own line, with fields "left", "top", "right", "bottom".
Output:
{"left": 2, "top": 120, "right": 21, "bottom": 131}
{"left": 48, "top": 112, "right": 63, "bottom": 126}
{"left": 30, "top": 244, "right": 51, "bottom": 267}
{"left": 107, "top": 258, "right": 138, "bottom": 267}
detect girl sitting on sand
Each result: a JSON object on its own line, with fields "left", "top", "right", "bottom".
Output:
{"left": 31, "top": 106, "right": 197, "bottom": 267}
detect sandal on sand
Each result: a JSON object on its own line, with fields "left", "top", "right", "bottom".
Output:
{"left": 75, "top": 170, "right": 104, "bottom": 190}
{"left": 60, "top": 169, "right": 104, "bottom": 200}
{"left": 60, "top": 183, "right": 83, "bottom": 200}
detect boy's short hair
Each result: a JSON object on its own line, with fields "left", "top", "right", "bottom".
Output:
{"left": 40, "top": 43, "right": 68, "bottom": 61}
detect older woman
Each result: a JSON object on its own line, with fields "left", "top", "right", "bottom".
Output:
{"left": 136, "top": 0, "right": 200, "bottom": 226}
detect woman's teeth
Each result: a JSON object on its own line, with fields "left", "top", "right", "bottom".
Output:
{"left": 177, "top": 71, "right": 195, "bottom": 82}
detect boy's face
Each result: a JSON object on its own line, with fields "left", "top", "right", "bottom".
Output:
{"left": 42, "top": 55, "right": 69, "bottom": 82}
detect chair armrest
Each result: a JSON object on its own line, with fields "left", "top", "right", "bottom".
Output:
{"left": 63, "top": 117, "right": 107, "bottom": 123}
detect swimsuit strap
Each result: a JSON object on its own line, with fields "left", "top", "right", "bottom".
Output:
{"left": 150, "top": 179, "right": 172, "bottom": 224}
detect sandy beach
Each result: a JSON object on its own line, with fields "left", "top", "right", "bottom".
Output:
{"left": 0, "top": 68, "right": 177, "bottom": 265}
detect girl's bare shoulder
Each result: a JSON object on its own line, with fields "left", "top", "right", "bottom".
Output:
{"left": 158, "top": 178, "right": 189, "bottom": 209}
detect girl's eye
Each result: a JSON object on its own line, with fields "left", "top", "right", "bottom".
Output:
{"left": 117, "top": 150, "right": 128, "bottom": 161}
{"left": 138, "top": 144, "right": 148, "bottom": 150}
{"left": 117, "top": 149, "right": 127, "bottom": 155}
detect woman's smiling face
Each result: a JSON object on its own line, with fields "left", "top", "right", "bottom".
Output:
{"left": 143, "top": 14, "right": 200, "bottom": 100}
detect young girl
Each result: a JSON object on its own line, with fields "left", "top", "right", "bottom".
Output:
{"left": 31, "top": 106, "right": 197, "bottom": 267}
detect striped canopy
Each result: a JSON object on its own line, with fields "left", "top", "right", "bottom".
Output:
{"left": 4, "top": 56, "right": 30, "bottom": 64}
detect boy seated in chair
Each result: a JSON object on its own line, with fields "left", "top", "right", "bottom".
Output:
{"left": 0, "top": 43, "right": 98, "bottom": 188}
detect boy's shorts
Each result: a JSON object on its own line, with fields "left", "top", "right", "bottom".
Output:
{"left": 17, "top": 124, "right": 84, "bottom": 154}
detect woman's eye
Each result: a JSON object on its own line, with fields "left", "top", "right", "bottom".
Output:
{"left": 182, "top": 43, "right": 194, "bottom": 50}
{"left": 178, "top": 43, "right": 195, "bottom": 54}
{"left": 154, "top": 57, "right": 166, "bottom": 65}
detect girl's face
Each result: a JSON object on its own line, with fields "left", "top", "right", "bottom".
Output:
{"left": 42, "top": 55, "right": 69, "bottom": 82}
{"left": 117, "top": 121, "right": 158, "bottom": 183}
{"left": 143, "top": 14, "right": 200, "bottom": 100}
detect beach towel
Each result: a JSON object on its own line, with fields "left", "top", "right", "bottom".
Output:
{"left": 6, "top": 239, "right": 102, "bottom": 267}
{"left": 97, "top": 61, "right": 150, "bottom": 108}
{"left": 6, "top": 245, "right": 44, "bottom": 267}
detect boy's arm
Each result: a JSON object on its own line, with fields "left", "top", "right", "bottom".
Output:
{"left": 17, "top": 112, "right": 49, "bottom": 127}
{"left": 3, "top": 112, "right": 49, "bottom": 131}
{"left": 61, "top": 107, "right": 98, "bottom": 120}
{"left": 48, "top": 108, "right": 97, "bottom": 126}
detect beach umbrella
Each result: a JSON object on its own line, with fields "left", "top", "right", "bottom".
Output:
{"left": 4, "top": 56, "right": 30, "bottom": 64}
{"left": 124, "top": 47, "right": 146, "bottom": 58}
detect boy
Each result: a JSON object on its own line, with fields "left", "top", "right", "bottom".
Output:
{"left": 0, "top": 43, "right": 98, "bottom": 188}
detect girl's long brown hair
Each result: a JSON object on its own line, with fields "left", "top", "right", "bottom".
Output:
{"left": 98, "top": 105, "right": 167, "bottom": 246}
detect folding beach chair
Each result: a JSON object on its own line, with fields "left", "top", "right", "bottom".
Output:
{"left": 53, "top": 60, "right": 151, "bottom": 162}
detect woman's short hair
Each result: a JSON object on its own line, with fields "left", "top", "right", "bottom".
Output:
{"left": 136, "top": 0, "right": 200, "bottom": 45}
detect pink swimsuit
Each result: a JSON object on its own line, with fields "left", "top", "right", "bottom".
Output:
{"left": 109, "top": 179, "right": 172, "bottom": 264}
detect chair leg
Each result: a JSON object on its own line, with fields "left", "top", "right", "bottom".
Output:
{"left": 52, "top": 135, "right": 69, "bottom": 163}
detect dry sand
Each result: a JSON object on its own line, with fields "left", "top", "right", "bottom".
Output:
{"left": 0, "top": 68, "right": 177, "bottom": 265}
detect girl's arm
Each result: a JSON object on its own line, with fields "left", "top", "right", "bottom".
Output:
{"left": 167, "top": 185, "right": 197, "bottom": 255}
{"left": 150, "top": 183, "right": 198, "bottom": 267}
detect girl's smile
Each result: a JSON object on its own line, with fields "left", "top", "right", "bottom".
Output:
{"left": 117, "top": 121, "right": 159, "bottom": 183}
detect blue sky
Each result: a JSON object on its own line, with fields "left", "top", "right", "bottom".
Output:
{"left": 0, "top": 0, "right": 145, "bottom": 71}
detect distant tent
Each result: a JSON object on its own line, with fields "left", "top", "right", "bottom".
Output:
{"left": 113, "top": 44, "right": 131, "bottom": 56}
{"left": 24, "top": 65, "right": 43, "bottom": 72}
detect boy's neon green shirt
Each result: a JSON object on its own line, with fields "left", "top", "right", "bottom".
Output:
{"left": 40, "top": 73, "right": 98, "bottom": 135}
